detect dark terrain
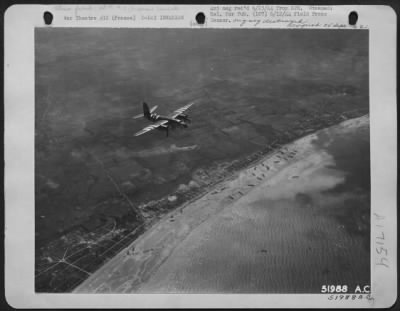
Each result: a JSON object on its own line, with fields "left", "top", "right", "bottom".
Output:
{"left": 35, "top": 29, "right": 368, "bottom": 292}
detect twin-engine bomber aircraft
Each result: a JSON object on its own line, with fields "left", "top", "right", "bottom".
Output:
{"left": 133, "top": 102, "right": 194, "bottom": 137}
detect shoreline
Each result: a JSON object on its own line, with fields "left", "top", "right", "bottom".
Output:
{"left": 74, "top": 114, "right": 369, "bottom": 293}
{"left": 35, "top": 108, "right": 368, "bottom": 293}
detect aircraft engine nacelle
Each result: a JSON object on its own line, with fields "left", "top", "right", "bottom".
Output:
{"left": 177, "top": 114, "right": 191, "bottom": 123}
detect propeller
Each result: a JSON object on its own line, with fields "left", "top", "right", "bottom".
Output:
{"left": 150, "top": 105, "right": 158, "bottom": 113}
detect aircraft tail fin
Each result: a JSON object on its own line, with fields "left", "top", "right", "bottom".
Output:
{"left": 143, "top": 102, "right": 151, "bottom": 119}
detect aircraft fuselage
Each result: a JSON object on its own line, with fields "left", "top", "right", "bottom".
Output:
{"left": 148, "top": 113, "right": 188, "bottom": 128}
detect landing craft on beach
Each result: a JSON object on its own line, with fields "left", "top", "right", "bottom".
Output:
{"left": 133, "top": 102, "right": 194, "bottom": 137}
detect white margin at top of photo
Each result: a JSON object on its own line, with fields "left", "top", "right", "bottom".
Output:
{"left": 4, "top": 4, "right": 397, "bottom": 309}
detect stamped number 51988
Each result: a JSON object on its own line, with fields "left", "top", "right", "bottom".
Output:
{"left": 321, "top": 285, "right": 348, "bottom": 293}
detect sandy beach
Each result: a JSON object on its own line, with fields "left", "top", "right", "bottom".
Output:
{"left": 74, "top": 115, "right": 370, "bottom": 293}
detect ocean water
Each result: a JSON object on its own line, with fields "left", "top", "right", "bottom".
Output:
{"left": 138, "top": 119, "right": 370, "bottom": 293}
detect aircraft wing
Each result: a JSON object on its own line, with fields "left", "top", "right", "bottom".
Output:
{"left": 170, "top": 103, "right": 194, "bottom": 119}
{"left": 134, "top": 120, "right": 169, "bottom": 137}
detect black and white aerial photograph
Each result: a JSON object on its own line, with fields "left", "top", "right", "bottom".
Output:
{"left": 35, "top": 28, "right": 370, "bottom": 293}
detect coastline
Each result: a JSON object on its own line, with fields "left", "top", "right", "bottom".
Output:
{"left": 74, "top": 114, "right": 370, "bottom": 293}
